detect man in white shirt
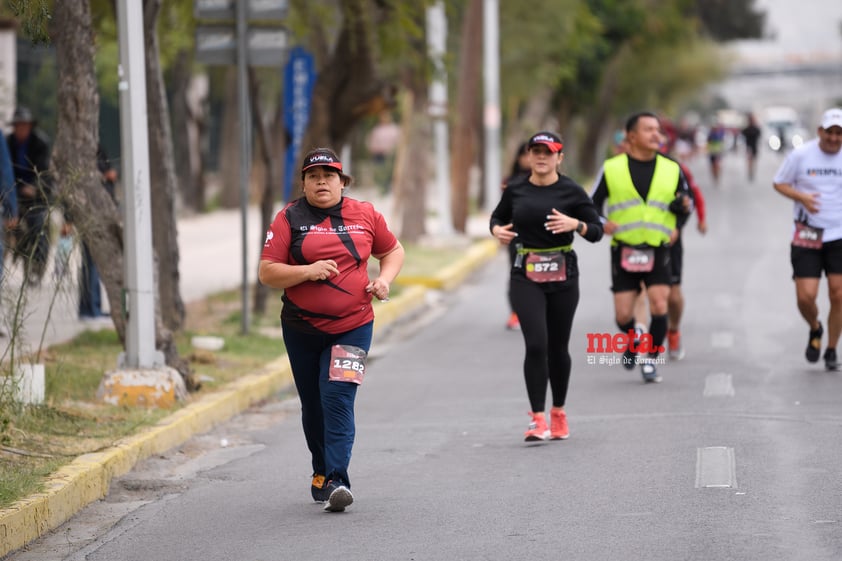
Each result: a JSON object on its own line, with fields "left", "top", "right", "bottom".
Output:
{"left": 773, "top": 107, "right": 842, "bottom": 370}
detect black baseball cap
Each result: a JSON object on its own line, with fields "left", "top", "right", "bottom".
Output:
{"left": 527, "top": 131, "right": 563, "bottom": 153}
{"left": 300, "top": 147, "right": 352, "bottom": 185}
{"left": 301, "top": 148, "right": 345, "bottom": 174}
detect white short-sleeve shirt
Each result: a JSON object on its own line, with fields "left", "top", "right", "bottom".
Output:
{"left": 773, "top": 138, "right": 842, "bottom": 243}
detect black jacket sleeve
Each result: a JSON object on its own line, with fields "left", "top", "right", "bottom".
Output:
{"left": 489, "top": 184, "right": 514, "bottom": 234}
{"left": 572, "top": 187, "right": 604, "bottom": 243}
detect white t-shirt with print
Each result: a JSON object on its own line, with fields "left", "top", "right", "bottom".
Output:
{"left": 774, "top": 138, "right": 842, "bottom": 243}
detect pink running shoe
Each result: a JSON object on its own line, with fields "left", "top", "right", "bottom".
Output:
{"left": 550, "top": 409, "right": 569, "bottom": 440}
{"left": 524, "top": 412, "right": 549, "bottom": 442}
{"left": 506, "top": 312, "right": 520, "bottom": 330}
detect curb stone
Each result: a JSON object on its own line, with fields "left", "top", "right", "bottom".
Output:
{"left": 0, "top": 238, "right": 499, "bottom": 557}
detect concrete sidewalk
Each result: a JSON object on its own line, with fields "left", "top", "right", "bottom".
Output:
{"left": 0, "top": 206, "right": 268, "bottom": 357}
{"left": 0, "top": 189, "right": 498, "bottom": 557}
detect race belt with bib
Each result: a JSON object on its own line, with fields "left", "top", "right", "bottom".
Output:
{"left": 515, "top": 244, "right": 572, "bottom": 283}
{"left": 618, "top": 243, "right": 657, "bottom": 273}
{"left": 792, "top": 221, "right": 823, "bottom": 250}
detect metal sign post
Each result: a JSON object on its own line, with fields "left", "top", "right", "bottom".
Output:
{"left": 194, "top": 0, "right": 287, "bottom": 334}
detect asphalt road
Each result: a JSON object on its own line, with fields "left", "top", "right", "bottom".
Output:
{"left": 8, "top": 147, "right": 842, "bottom": 561}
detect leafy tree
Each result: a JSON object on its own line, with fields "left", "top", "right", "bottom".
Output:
{"left": 497, "top": 0, "right": 603, "bottom": 171}
{"left": 449, "top": 0, "right": 481, "bottom": 232}
{"left": 494, "top": 0, "right": 766, "bottom": 177}
{"left": 286, "top": 0, "right": 432, "bottom": 241}
{"left": 10, "top": 0, "right": 196, "bottom": 387}
{"left": 691, "top": 0, "right": 766, "bottom": 41}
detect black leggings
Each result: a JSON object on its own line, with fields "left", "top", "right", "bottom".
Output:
{"left": 509, "top": 278, "right": 579, "bottom": 412}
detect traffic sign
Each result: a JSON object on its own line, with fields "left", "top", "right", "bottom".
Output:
{"left": 195, "top": 26, "right": 287, "bottom": 66}
{"left": 195, "top": 0, "right": 288, "bottom": 21}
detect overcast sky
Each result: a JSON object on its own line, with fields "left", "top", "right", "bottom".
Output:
{"left": 733, "top": 0, "right": 842, "bottom": 63}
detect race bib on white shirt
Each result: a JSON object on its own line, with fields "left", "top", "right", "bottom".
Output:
{"left": 774, "top": 139, "right": 842, "bottom": 242}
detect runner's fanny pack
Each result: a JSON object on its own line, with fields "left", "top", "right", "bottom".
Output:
{"left": 514, "top": 244, "right": 572, "bottom": 283}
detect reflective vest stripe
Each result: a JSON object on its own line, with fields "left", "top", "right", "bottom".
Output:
{"left": 613, "top": 221, "right": 674, "bottom": 236}
{"left": 606, "top": 199, "right": 642, "bottom": 213}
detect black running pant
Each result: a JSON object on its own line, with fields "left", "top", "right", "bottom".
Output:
{"left": 509, "top": 278, "right": 579, "bottom": 412}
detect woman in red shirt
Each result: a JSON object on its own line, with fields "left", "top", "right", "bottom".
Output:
{"left": 259, "top": 147, "right": 404, "bottom": 512}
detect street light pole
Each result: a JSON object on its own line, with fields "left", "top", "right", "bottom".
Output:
{"left": 116, "top": 0, "right": 164, "bottom": 368}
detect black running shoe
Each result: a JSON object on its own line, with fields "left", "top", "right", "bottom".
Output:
{"left": 806, "top": 323, "right": 823, "bottom": 363}
{"left": 324, "top": 480, "right": 353, "bottom": 512}
{"left": 824, "top": 348, "right": 839, "bottom": 371}
{"left": 311, "top": 474, "right": 329, "bottom": 502}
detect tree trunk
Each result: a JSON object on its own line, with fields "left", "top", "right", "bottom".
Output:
{"left": 144, "top": 0, "right": 185, "bottom": 339}
{"left": 298, "top": 0, "right": 389, "bottom": 152}
{"left": 49, "top": 0, "right": 125, "bottom": 346}
{"left": 187, "top": 73, "right": 209, "bottom": 212}
{"left": 218, "top": 67, "right": 243, "bottom": 209}
{"left": 50, "top": 1, "right": 194, "bottom": 388}
{"left": 449, "top": 0, "right": 483, "bottom": 233}
{"left": 170, "top": 49, "right": 198, "bottom": 214}
{"left": 394, "top": 88, "right": 429, "bottom": 243}
{"left": 248, "top": 68, "right": 280, "bottom": 316}
{"left": 271, "top": 103, "right": 286, "bottom": 202}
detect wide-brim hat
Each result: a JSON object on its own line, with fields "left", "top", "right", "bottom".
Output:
{"left": 10, "top": 106, "right": 35, "bottom": 125}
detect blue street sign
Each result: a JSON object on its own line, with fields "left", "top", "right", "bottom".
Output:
{"left": 283, "top": 46, "right": 315, "bottom": 202}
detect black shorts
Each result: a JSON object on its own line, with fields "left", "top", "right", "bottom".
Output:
{"left": 791, "top": 238, "right": 842, "bottom": 278}
{"left": 610, "top": 244, "right": 672, "bottom": 293}
{"left": 670, "top": 237, "right": 683, "bottom": 285}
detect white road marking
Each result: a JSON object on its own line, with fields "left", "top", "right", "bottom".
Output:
{"left": 711, "top": 331, "right": 734, "bottom": 349}
{"left": 696, "top": 447, "right": 737, "bottom": 488}
{"left": 704, "top": 373, "right": 735, "bottom": 397}
{"left": 714, "top": 294, "right": 734, "bottom": 309}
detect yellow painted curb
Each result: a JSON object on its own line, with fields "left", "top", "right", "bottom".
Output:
{"left": 0, "top": 238, "right": 498, "bottom": 557}
{"left": 0, "top": 361, "right": 293, "bottom": 556}
{"left": 397, "top": 239, "right": 499, "bottom": 290}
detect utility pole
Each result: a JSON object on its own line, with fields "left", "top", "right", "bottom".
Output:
{"left": 427, "top": 1, "right": 453, "bottom": 236}
{"left": 98, "top": 0, "right": 186, "bottom": 408}
{"left": 116, "top": 0, "right": 164, "bottom": 369}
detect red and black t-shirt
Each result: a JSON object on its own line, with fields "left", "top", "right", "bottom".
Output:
{"left": 261, "top": 196, "right": 399, "bottom": 334}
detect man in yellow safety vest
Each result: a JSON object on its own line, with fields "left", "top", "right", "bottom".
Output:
{"left": 591, "top": 111, "right": 692, "bottom": 383}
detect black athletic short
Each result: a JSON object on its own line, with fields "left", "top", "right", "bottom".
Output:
{"left": 791, "top": 238, "right": 842, "bottom": 278}
{"left": 610, "top": 244, "right": 672, "bottom": 293}
{"left": 669, "top": 236, "right": 683, "bottom": 285}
